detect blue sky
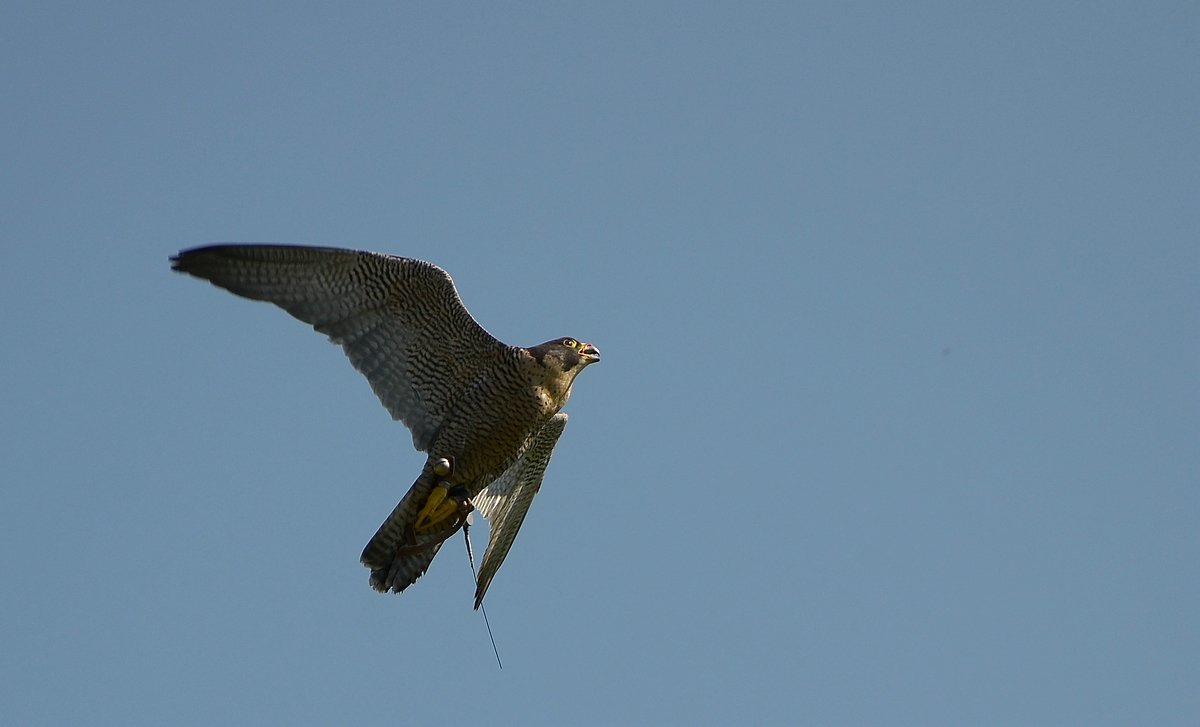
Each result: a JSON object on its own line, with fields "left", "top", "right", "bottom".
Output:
{"left": 1, "top": 3, "right": 1196, "bottom": 725}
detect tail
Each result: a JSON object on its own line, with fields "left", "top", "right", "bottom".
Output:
{"left": 360, "top": 464, "right": 463, "bottom": 593}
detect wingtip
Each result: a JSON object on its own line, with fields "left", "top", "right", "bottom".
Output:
{"left": 473, "top": 581, "right": 491, "bottom": 610}
{"left": 169, "top": 246, "right": 206, "bottom": 273}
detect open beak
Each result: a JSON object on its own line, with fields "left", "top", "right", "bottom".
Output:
{"left": 579, "top": 342, "right": 601, "bottom": 364}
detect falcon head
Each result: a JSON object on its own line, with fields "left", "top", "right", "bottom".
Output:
{"left": 530, "top": 337, "right": 601, "bottom": 373}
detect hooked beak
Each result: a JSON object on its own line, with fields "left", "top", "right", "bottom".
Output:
{"left": 579, "top": 342, "right": 600, "bottom": 364}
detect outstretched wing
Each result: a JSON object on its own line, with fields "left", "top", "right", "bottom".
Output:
{"left": 471, "top": 413, "right": 568, "bottom": 609}
{"left": 171, "top": 244, "right": 505, "bottom": 451}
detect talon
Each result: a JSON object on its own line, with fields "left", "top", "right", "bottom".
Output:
{"left": 415, "top": 485, "right": 450, "bottom": 531}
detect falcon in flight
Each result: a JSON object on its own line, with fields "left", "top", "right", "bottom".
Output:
{"left": 171, "top": 245, "right": 599, "bottom": 608}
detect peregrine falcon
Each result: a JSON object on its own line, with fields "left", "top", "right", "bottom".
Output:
{"left": 171, "top": 244, "right": 599, "bottom": 607}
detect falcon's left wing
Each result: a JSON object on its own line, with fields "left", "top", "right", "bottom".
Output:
{"left": 471, "top": 413, "right": 568, "bottom": 609}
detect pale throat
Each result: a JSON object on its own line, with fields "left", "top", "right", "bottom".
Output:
{"left": 536, "top": 360, "right": 579, "bottom": 410}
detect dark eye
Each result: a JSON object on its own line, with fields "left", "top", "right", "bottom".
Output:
{"left": 562, "top": 338, "right": 577, "bottom": 348}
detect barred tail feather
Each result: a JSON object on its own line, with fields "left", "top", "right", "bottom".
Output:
{"left": 360, "top": 466, "right": 451, "bottom": 593}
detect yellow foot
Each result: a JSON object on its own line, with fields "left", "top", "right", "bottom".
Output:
{"left": 415, "top": 486, "right": 461, "bottom": 532}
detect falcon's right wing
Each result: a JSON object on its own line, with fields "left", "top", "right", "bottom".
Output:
{"left": 171, "top": 244, "right": 505, "bottom": 451}
{"left": 471, "top": 413, "right": 568, "bottom": 609}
